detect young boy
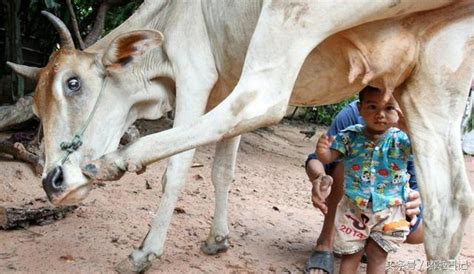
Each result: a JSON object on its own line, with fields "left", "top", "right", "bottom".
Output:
{"left": 316, "top": 87, "right": 412, "bottom": 273}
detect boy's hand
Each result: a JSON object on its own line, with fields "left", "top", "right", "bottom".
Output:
{"left": 311, "top": 175, "right": 333, "bottom": 214}
{"left": 316, "top": 134, "right": 334, "bottom": 155}
{"left": 406, "top": 190, "right": 422, "bottom": 226}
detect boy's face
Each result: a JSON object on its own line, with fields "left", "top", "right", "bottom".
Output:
{"left": 358, "top": 92, "right": 400, "bottom": 134}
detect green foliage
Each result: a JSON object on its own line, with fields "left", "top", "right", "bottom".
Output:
{"left": 74, "top": 0, "right": 96, "bottom": 22}
{"left": 303, "top": 97, "right": 357, "bottom": 126}
{"left": 73, "top": 0, "right": 143, "bottom": 37}
{"left": 105, "top": 1, "right": 143, "bottom": 32}
{"left": 3, "top": 0, "right": 143, "bottom": 67}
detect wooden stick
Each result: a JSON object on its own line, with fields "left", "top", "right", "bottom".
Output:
{"left": 0, "top": 139, "right": 43, "bottom": 176}
{"left": 0, "top": 204, "right": 77, "bottom": 230}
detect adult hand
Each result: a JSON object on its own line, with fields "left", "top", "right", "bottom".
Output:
{"left": 311, "top": 175, "right": 333, "bottom": 214}
{"left": 406, "top": 189, "right": 421, "bottom": 226}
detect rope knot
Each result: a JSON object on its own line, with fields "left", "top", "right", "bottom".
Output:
{"left": 60, "top": 134, "right": 83, "bottom": 153}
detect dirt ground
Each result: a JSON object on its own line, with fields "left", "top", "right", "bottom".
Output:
{"left": 0, "top": 119, "right": 473, "bottom": 273}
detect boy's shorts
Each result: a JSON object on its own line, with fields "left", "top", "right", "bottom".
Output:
{"left": 334, "top": 196, "right": 410, "bottom": 255}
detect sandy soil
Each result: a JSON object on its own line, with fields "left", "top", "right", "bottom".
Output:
{"left": 0, "top": 119, "right": 473, "bottom": 273}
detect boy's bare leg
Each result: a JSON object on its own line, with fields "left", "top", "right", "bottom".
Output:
{"left": 405, "top": 222, "right": 424, "bottom": 244}
{"left": 365, "top": 238, "right": 388, "bottom": 274}
{"left": 339, "top": 250, "right": 364, "bottom": 274}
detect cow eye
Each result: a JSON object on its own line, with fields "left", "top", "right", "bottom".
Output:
{"left": 66, "top": 77, "right": 81, "bottom": 92}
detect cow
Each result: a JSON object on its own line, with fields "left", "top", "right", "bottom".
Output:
{"left": 7, "top": 0, "right": 473, "bottom": 272}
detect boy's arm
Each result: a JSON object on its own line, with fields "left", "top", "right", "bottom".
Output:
{"left": 316, "top": 134, "right": 341, "bottom": 164}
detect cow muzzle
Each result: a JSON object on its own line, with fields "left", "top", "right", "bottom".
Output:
{"left": 42, "top": 165, "right": 64, "bottom": 197}
{"left": 42, "top": 165, "right": 91, "bottom": 205}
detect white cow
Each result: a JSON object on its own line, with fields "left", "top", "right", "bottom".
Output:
{"left": 7, "top": 0, "right": 473, "bottom": 272}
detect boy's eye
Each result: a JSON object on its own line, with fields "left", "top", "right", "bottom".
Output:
{"left": 367, "top": 105, "right": 377, "bottom": 110}
{"left": 386, "top": 106, "right": 396, "bottom": 111}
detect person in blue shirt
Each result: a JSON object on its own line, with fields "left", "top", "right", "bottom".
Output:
{"left": 304, "top": 87, "right": 423, "bottom": 274}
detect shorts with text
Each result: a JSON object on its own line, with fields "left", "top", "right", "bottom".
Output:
{"left": 334, "top": 196, "right": 410, "bottom": 255}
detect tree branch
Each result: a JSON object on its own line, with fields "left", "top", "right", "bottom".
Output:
{"left": 66, "top": 0, "right": 85, "bottom": 49}
{"left": 0, "top": 138, "right": 44, "bottom": 176}
{"left": 84, "top": 1, "right": 110, "bottom": 47}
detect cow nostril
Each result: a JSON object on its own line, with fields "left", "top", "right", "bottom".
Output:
{"left": 52, "top": 171, "right": 64, "bottom": 189}
{"left": 44, "top": 166, "right": 64, "bottom": 191}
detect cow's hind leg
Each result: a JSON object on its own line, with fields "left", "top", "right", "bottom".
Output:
{"left": 201, "top": 135, "right": 241, "bottom": 254}
{"left": 396, "top": 19, "right": 473, "bottom": 267}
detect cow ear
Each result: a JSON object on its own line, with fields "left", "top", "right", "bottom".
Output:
{"left": 102, "top": 30, "right": 164, "bottom": 71}
{"left": 6, "top": 62, "right": 41, "bottom": 80}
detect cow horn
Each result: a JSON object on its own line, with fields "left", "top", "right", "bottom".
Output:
{"left": 41, "top": 11, "right": 75, "bottom": 50}
{"left": 6, "top": 61, "right": 41, "bottom": 80}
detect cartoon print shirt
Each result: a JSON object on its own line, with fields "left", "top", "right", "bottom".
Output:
{"left": 331, "top": 124, "right": 412, "bottom": 212}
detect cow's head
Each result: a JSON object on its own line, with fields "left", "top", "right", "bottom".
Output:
{"left": 7, "top": 12, "right": 173, "bottom": 205}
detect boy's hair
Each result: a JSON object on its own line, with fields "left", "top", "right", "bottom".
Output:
{"left": 359, "top": 86, "right": 382, "bottom": 102}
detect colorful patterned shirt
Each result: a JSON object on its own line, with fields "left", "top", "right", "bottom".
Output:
{"left": 331, "top": 124, "right": 412, "bottom": 212}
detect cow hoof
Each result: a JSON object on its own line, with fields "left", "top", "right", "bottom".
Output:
{"left": 82, "top": 159, "right": 125, "bottom": 181}
{"left": 125, "top": 159, "right": 146, "bottom": 174}
{"left": 200, "top": 235, "right": 230, "bottom": 255}
{"left": 115, "top": 256, "right": 151, "bottom": 274}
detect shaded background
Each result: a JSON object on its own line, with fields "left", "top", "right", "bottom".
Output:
{"left": 0, "top": 0, "right": 142, "bottom": 104}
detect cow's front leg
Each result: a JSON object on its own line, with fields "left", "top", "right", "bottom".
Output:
{"left": 201, "top": 135, "right": 241, "bottom": 254}
{"left": 114, "top": 49, "right": 216, "bottom": 271}
{"left": 82, "top": 153, "right": 129, "bottom": 181}
{"left": 115, "top": 150, "right": 196, "bottom": 273}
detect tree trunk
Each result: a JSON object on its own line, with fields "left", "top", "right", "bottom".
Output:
{"left": 0, "top": 95, "right": 35, "bottom": 130}
{"left": 3, "top": 0, "right": 24, "bottom": 102}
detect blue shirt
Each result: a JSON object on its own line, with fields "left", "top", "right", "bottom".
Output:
{"left": 331, "top": 125, "right": 412, "bottom": 212}
{"left": 306, "top": 100, "right": 417, "bottom": 189}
